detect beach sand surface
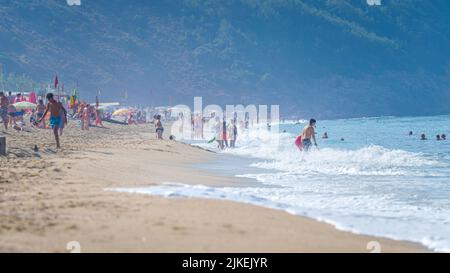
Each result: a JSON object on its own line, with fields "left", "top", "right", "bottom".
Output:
{"left": 0, "top": 122, "right": 428, "bottom": 252}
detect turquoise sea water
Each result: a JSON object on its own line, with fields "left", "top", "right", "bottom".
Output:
{"left": 114, "top": 115, "right": 450, "bottom": 252}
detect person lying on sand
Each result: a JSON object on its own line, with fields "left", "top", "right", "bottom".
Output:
{"left": 38, "top": 93, "right": 67, "bottom": 149}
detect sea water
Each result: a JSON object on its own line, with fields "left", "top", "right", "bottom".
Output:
{"left": 112, "top": 115, "right": 450, "bottom": 252}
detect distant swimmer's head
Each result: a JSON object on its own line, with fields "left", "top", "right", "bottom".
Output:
{"left": 46, "top": 93, "right": 54, "bottom": 101}
{"left": 309, "top": 118, "right": 317, "bottom": 126}
{"left": 442, "top": 134, "right": 447, "bottom": 140}
{"left": 409, "top": 131, "right": 413, "bottom": 136}
{"left": 421, "top": 134, "right": 427, "bottom": 140}
{"left": 436, "top": 135, "right": 442, "bottom": 141}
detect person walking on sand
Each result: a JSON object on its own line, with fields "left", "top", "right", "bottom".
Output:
{"left": 94, "top": 107, "right": 104, "bottom": 127}
{"left": 0, "top": 92, "right": 9, "bottom": 130}
{"left": 7, "top": 103, "right": 17, "bottom": 127}
{"left": 38, "top": 93, "right": 67, "bottom": 149}
{"left": 81, "top": 105, "right": 90, "bottom": 131}
{"left": 155, "top": 115, "right": 164, "bottom": 140}
{"left": 302, "top": 119, "right": 318, "bottom": 152}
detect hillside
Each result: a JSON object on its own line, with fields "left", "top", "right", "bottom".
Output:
{"left": 0, "top": 0, "right": 449, "bottom": 118}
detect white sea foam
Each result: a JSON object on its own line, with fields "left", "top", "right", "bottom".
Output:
{"left": 108, "top": 182, "right": 450, "bottom": 252}
{"left": 220, "top": 127, "right": 443, "bottom": 177}
{"left": 126, "top": 116, "right": 450, "bottom": 252}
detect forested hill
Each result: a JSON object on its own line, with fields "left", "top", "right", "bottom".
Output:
{"left": 0, "top": 0, "right": 449, "bottom": 118}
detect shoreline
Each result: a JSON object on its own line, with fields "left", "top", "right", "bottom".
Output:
{"left": 0, "top": 123, "right": 429, "bottom": 252}
{"left": 109, "top": 153, "right": 434, "bottom": 253}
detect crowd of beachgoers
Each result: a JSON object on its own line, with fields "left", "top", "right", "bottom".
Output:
{"left": 3, "top": 89, "right": 446, "bottom": 154}
{"left": 0, "top": 90, "right": 244, "bottom": 152}
{"left": 0, "top": 90, "right": 161, "bottom": 149}
{"left": 0, "top": 91, "right": 152, "bottom": 130}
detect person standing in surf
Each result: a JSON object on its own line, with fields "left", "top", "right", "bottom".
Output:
{"left": 302, "top": 119, "right": 318, "bottom": 152}
{"left": 38, "top": 93, "right": 67, "bottom": 149}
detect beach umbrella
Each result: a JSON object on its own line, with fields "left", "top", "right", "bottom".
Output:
{"left": 13, "top": 101, "right": 37, "bottom": 110}
{"left": 72, "top": 89, "right": 78, "bottom": 101}
{"left": 112, "top": 108, "right": 130, "bottom": 116}
{"left": 70, "top": 95, "right": 75, "bottom": 108}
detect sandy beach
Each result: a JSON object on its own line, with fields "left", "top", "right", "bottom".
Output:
{"left": 0, "top": 122, "right": 428, "bottom": 253}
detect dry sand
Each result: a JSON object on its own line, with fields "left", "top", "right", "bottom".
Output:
{"left": 0, "top": 121, "right": 428, "bottom": 253}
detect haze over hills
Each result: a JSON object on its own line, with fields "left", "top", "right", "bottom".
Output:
{"left": 0, "top": 0, "right": 449, "bottom": 118}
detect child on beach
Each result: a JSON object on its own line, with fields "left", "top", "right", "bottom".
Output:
{"left": 36, "top": 100, "right": 46, "bottom": 129}
{"left": 38, "top": 93, "right": 67, "bottom": 149}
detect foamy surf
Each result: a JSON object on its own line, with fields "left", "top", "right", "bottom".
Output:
{"left": 108, "top": 181, "right": 450, "bottom": 252}
{"left": 123, "top": 115, "right": 450, "bottom": 252}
